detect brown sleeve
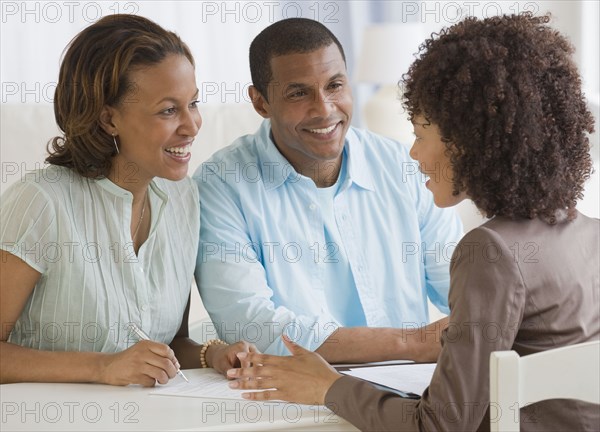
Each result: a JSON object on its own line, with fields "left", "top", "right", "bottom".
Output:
{"left": 325, "top": 375, "right": 422, "bottom": 430}
{"left": 325, "top": 227, "right": 526, "bottom": 432}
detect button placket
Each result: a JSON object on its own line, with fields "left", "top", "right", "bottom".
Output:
{"left": 134, "top": 255, "right": 151, "bottom": 323}
{"left": 306, "top": 191, "right": 325, "bottom": 294}
{"left": 335, "top": 199, "right": 374, "bottom": 321}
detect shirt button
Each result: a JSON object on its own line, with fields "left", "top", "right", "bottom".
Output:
{"left": 141, "top": 305, "right": 148, "bottom": 312}
{"left": 342, "top": 214, "right": 347, "bottom": 221}
{"left": 139, "top": 267, "right": 144, "bottom": 273}
{"left": 309, "top": 203, "right": 317, "bottom": 211}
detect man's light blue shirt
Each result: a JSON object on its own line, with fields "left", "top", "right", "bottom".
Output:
{"left": 194, "top": 120, "right": 463, "bottom": 355}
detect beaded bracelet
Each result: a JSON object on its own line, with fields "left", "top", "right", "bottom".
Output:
{"left": 200, "top": 339, "right": 228, "bottom": 368}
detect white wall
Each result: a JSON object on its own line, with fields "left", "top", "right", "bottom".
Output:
{"left": 358, "top": 0, "right": 600, "bottom": 230}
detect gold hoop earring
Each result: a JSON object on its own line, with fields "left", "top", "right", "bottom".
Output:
{"left": 112, "top": 134, "right": 120, "bottom": 154}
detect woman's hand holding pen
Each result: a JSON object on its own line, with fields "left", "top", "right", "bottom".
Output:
{"left": 98, "top": 340, "right": 180, "bottom": 387}
{"left": 207, "top": 341, "right": 259, "bottom": 375}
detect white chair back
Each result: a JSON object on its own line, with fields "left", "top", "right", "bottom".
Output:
{"left": 489, "top": 340, "right": 600, "bottom": 432}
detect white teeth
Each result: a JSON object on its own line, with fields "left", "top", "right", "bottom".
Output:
{"left": 165, "top": 144, "right": 191, "bottom": 155}
{"left": 308, "top": 124, "right": 337, "bottom": 134}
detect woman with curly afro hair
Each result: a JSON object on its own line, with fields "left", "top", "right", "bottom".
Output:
{"left": 225, "top": 13, "right": 599, "bottom": 432}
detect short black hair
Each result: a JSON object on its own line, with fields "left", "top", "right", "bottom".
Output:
{"left": 249, "top": 18, "right": 346, "bottom": 101}
{"left": 402, "top": 13, "right": 595, "bottom": 223}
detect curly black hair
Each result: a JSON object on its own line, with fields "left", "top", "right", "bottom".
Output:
{"left": 402, "top": 13, "right": 595, "bottom": 223}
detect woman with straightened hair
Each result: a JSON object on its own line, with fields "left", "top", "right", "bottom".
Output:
{"left": 0, "top": 14, "right": 255, "bottom": 386}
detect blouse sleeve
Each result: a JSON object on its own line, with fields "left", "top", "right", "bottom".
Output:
{"left": 325, "top": 225, "right": 527, "bottom": 431}
{"left": 0, "top": 179, "right": 57, "bottom": 274}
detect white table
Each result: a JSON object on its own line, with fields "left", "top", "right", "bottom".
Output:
{"left": 0, "top": 369, "right": 358, "bottom": 431}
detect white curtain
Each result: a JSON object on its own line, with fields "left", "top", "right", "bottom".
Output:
{"left": 1, "top": 1, "right": 274, "bottom": 105}
{"left": 1, "top": 1, "right": 598, "bottom": 117}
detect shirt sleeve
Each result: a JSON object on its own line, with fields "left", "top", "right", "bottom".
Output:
{"left": 0, "top": 180, "right": 57, "bottom": 274}
{"left": 325, "top": 226, "right": 526, "bottom": 431}
{"left": 194, "top": 164, "right": 340, "bottom": 355}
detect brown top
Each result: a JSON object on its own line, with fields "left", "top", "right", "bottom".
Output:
{"left": 326, "top": 213, "right": 600, "bottom": 431}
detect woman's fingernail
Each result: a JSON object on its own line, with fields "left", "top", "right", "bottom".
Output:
{"left": 237, "top": 352, "right": 247, "bottom": 359}
{"left": 228, "top": 381, "right": 239, "bottom": 389}
{"left": 227, "top": 369, "right": 236, "bottom": 377}
{"left": 241, "top": 393, "right": 251, "bottom": 399}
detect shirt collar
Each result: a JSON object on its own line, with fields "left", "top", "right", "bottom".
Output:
{"left": 256, "top": 120, "right": 299, "bottom": 191}
{"left": 257, "top": 119, "right": 376, "bottom": 192}
{"left": 344, "top": 127, "right": 375, "bottom": 191}
{"left": 95, "top": 176, "right": 169, "bottom": 237}
{"left": 96, "top": 176, "right": 168, "bottom": 204}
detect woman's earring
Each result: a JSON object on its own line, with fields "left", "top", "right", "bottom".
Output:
{"left": 112, "top": 133, "right": 120, "bottom": 154}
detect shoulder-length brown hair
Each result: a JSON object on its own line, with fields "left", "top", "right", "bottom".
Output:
{"left": 46, "top": 14, "right": 194, "bottom": 178}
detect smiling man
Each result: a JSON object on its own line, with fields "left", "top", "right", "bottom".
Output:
{"left": 193, "top": 18, "right": 463, "bottom": 361}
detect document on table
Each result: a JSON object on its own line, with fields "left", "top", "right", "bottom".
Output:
{"left": 150, "top": 369, "right": 260, "bottom": 400}
{"left": 341, "top": 363, "right": 436, "bottom": 396}
{"left": 333, "top": 359, "right": 414, "bottom": 368}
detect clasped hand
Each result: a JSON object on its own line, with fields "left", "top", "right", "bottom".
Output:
{"left": 206, "top": 340, "right": 259, "bottom": 374}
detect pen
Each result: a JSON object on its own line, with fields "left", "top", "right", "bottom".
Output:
{"left": 127, "top": 323, "right": 190, "bottom": 383}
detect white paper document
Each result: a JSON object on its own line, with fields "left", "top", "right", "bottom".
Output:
{"left": 341, "top": 363, "right": 436, "bottom": 396}
{"left": 150, "top": 369, "right": 257, "bottom": 400}
{"left": 333, "top": 359, "right": 414, "bottom": 368}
